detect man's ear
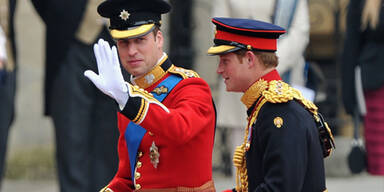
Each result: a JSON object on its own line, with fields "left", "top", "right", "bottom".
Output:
{"left": 245, "top": 51, "right": 257, "bottom": 69}
{"left": 156, "top": 30, "right": 164, "bottom": 49}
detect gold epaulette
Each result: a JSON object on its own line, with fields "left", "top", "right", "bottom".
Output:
{"left": 168, "top": 66, "right": 199, "bottom": 79}
{"left": 262, "top": 80, "right": 318, "bottom": 115}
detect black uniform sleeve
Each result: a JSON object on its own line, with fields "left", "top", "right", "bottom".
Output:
{"left": 253, "top": 102, "right": 310, "bottom": 192}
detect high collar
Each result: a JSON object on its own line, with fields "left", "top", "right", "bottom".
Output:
{"left": 241, "top": 69, "right": 281, "bottom": 112}
{"left": 131, "top": 53, "right": 173, "bottom": 89}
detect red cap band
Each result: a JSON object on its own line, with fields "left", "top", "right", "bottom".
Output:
{"left": 215, "top": 30, "right": 277, "bottom": 51}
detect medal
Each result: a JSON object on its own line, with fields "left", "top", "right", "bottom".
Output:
{"left": 149, "top": 141, "right": 160, "bottom": 168}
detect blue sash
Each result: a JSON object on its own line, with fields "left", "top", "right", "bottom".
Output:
{"left": 125, "top": 74, "right": 183, "bottom": 181}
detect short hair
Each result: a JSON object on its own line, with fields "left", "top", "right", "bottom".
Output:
{"left": 152, "top": 25, "right": 161, "bottom": 38}
{"left": 234, "top": 49, "right": 278, "bottom": 68}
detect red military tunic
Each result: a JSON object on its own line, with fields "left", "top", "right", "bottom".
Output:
{"left": 103, "top": 56, "right": 216, "bottom": 191}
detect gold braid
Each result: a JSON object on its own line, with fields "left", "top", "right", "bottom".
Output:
{"left": 234, "top": 98, "right": 267, "bottom": 192}
{"left": 233, "top": 130, "right": 249, "bottom": 192}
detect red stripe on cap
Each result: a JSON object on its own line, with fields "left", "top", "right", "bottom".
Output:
{"left": 215, "top": 30, "right": 277, "bottom": 51}
{"left": 213, "top": 19, "right": 286, "bottom": 34}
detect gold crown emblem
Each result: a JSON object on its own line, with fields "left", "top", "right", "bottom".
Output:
{"left": 119, "top": 9, "right": 130, "bottom": 21}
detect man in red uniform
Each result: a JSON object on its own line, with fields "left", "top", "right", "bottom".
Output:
{"left": 84, "top": 0, "right": 216, "bottom": 191}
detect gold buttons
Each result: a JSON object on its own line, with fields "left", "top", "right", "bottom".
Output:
{"left": 137, "top": 161, "right": 142, "bottom": 168}
{"left": 138, "top": 151, "right": 143, "bottom": 158}
{"left": 135, "top": 184, "right": 141, "bottom": 190}
{"left": 135, "top": 172, "right": 141, "bottom": 179}
{"left": 148, "top": 131, "right": 154, "bottom": 136}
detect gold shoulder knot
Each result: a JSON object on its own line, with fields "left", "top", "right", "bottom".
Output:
{"left": 262, "top": 80, "right": 295, "bottom": 103}
{"left": 169, "top": 66, "right": 199, "bottom": 79}
{"left": 262, "top": 80, "right": 318, "bottom": 114}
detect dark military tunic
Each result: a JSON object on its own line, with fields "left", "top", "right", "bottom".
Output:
{"left": 247, "top": 101, "right": 326, "bottom": 191}
{"left": 237, "top": 70, "right": 328, "bottom": 192}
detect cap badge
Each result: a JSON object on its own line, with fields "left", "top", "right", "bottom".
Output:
{"left": 149, "top": 141, "right": 160, "bottom": 168}
{"left": 119, "top": 9, "right": 130, "bottom": 21}
{"left": 273, "top": 117, "right": 283, "bottom": 128}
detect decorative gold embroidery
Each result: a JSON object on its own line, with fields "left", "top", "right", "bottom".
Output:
{"left": 241, "top": 79, "right": 268, "bottom": 109}
{"left": 262, "top": 80, "right": 318, "bottom": 115}
{"left": 262, "top": 80, "right": 294, "bottom": 103}
{"left": 168, "top": 65, "right": 199, "bottom": 79}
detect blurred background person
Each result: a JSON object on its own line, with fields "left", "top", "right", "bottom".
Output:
{"left": 0, "top": 0, "right": 17, "bottom": 188}
{"left": 211, "top": 0, "right": 310, "bottom": 179}
{"left": 342, "top": 0, "right": 384, "bottom": 175}
{"left": 30, "top": 0, "right": 120, "bottom": 191}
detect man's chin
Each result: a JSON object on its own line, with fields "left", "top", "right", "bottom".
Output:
{"left": 225, "top": 86, "right": 242, "bottom": 93}
{"left": 126, "top": 68, "right": 143, "bottom": 77}
{"left": 225, "top": 86, "right": 234, "bottom": 92}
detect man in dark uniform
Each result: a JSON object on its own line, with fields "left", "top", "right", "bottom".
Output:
{"left": 30, "top": 1, "right": 119, "bottom": 191}
{"left": 208, "top": 17, "right": 335, "bottom": 192}
{"left": 84, "top": 0, "right": 216, "bottom": 191}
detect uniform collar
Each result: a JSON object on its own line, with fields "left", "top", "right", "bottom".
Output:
{"left": 131, "top": 53, "right": 172, "bottom": 89}
{"left": 241, "top": 69, "right": 281, "bottom": 110}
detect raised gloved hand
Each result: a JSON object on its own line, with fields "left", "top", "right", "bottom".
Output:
{"left": 84, "top": 38, "right": 128, "bottom": 109}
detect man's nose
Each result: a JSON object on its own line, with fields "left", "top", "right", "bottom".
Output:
{"left": 216, "top": 63, "right": 224, "bottom": 74}
{"left": 127, "top": 44, "right": 138, "bottom": 56}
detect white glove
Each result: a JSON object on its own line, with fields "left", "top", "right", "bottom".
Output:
{"left": 84, "top": 38, "right": 128, "bottom": 109}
